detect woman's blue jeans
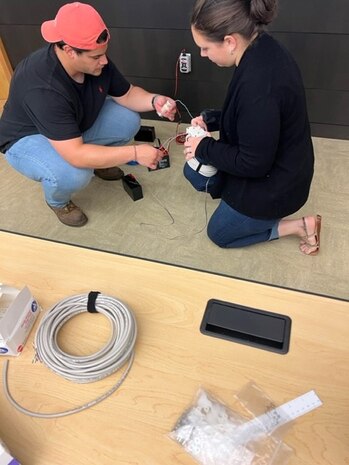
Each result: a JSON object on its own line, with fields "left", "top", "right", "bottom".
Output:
{"left": 5, "top": 98, "right": 141, "bottom": 207}
{"left": 183, "top": 162, "right": 280, "bottom": 248}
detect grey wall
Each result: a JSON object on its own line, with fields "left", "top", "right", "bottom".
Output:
{"left": 0, "top": 0, "right": 348, "bottom": 139}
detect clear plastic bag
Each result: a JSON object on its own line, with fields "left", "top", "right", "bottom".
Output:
{"left": 170, "top": 383, "right": 294, "bottom": 465}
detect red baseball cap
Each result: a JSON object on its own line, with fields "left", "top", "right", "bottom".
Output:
{"left": 41, "top": 2, "right": 110, "bottom": 50}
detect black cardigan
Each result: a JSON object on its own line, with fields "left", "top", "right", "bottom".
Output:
{"left": 197, "top": 33, "right": 314, "bottom": 220}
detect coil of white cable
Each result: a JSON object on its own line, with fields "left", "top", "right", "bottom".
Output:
{"left": 3, "top": 292, "right": 137, "bottom": 418}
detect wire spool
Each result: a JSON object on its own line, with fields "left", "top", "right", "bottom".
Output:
{"left": 3, "top": 292, "right": 137, "bottom": 418}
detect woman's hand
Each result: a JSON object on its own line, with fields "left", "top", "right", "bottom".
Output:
{"left": 190, "top": 116, "right": 207, "bottom": 131}
{"left": 183, "top": 133, "right": 211, "bottom": 160}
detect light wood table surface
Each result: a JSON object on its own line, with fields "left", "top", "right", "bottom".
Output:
{"left": 0, "top": 231, "right": 348, "bottom": 465}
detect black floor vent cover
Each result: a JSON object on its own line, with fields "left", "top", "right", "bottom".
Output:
{"left": 200, "top": 299, "right": 291, "bottom": 354}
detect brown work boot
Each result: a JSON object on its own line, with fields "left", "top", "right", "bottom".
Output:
{"left": 94, "top": 166, "right": 124, "bottom": 181}
{"left": 47, "top": 201, "right": 88, "bottom": 227}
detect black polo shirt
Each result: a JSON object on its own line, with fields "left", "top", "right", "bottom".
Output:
{"left": 0, "top": 45, "right": 130, "bottom": 152}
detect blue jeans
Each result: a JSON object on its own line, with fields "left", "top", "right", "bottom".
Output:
{"left": 183, "top": 162, "right": 280, "bottom": 248}
{"left": 5, "top": 99, "right": 141, "bottom": 207}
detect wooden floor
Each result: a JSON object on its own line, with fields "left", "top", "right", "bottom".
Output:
{"left": 0, "top": 231, "right": 348, "bottom": 465}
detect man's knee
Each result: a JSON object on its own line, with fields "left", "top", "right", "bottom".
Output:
{"left": 94, "top": 100, "right": 141, "bottom": 144}
{"left": 113, "top": 105, "right": 141, "bottom": 141}
{"left": 124, "top": 109, "right": 141, "bottom": 139}
{"left": 54, "top": 167, "right": 93, "bottom": 192}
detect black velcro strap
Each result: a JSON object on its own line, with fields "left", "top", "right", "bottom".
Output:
{"left": 87, "top": 291, "right": 100, "bottom": 313}
{"left": 196, "top": 163, "right": 203, "bottom": 173}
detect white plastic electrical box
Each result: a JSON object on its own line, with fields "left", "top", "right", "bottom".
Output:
{"left": 179, "top": 52, "right": 191, "bottom": 73}
{"left": 0, "top": 284, "right": 40, "bottom": 356}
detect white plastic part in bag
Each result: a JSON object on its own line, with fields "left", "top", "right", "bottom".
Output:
{"left": 170, "top": 383, "right": 322, "bottom": 465}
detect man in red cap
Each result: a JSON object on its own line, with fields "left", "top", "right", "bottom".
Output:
{"left": 0, "top": 2, "right": 176, "bottom": 226}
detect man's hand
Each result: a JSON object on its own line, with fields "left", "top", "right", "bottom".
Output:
{"left": 153, "top": 95, "right": 177, "bottom": 121}
{"left": 48, "top": 136, "right": 164, "bottom": 170}
{"left": 136, "top": 144, "right": 164, "bottom": 169}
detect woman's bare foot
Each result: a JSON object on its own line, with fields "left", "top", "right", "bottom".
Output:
{"left": 299, "top": 215, "right": 322, "bottom": 255}
{"left": 277, "top": 215, "right": 322, "bottom": 256}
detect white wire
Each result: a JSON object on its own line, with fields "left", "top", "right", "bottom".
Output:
{"left": 175, "top": 99, "right": 195, "bottom": 119}
{"left": 140, "top": 178, "right": 211, "bottom": 240}
{"left": 2, "top": 292, "right": 137, "bottom": 418}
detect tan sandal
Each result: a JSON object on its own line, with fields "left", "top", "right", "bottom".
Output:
{"left": 300, "top": 215, "right": 322, "bottom": 256}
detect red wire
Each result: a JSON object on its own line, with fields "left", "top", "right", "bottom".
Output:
{"left": 174, "top": 48, "right": 185, "bottom": 98}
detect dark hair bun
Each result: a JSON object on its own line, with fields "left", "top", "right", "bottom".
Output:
{"left": 250, "top": 0, "right": 278, "bottom": 25}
